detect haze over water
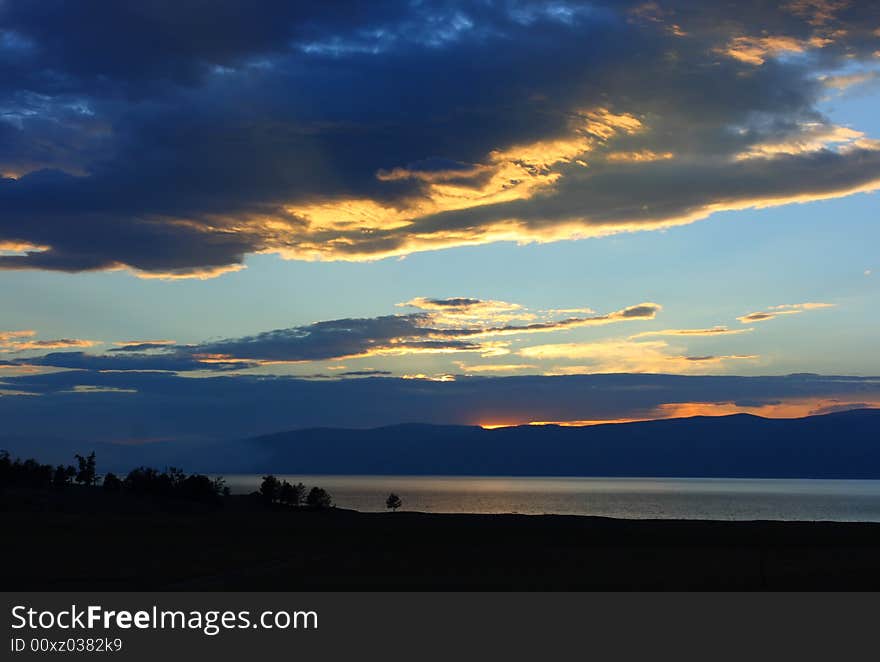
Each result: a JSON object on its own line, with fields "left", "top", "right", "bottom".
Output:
{"left": 223, "top": 476, "right": 880, "bottom": 522}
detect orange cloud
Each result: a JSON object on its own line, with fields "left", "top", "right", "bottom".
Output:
{"left": 500, "top": 397, "right": 880, "bottom": 428}
{"left": 784, "top": 0, "right": 851, "bottom": 27}
{"left": 0, "top": 330, "right": 37, "bottom": 343}
{"left": 132, "top": 264, "right": 248, "bottom": 280}
{"left": 721, "top": 34, "right": 831, "bottom": 65}
{"left": 0, "top": 335, "right": 98, "bottom": 352}
{"left": 0, "top": 242, "right": 50, "bottom": 255}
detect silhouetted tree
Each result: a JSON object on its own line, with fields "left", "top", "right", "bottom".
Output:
{"left": 103, "top": 472, "right": 123, "bottom": 492}
{"left": 260, "top": 475, "right": 281, "bottom": 503}
{"left": 306, "top": 486, "right": 332, "bottom": 509}
{"left": 180, "top": 474, "right": 221, "bottom": 501}
{"left": 166, "top": 466, "right": 186, "bottom": 489}
{"left": 212, "top": 476, "right": 229, "bottom": 498}
{"left": 124, "top": 466, "right": 167, "bottom": 495}
{"left": 386, "top": 492, "right": 403, "bottom": 512}
{"left": 52, "top": 464, "right": 76, "bottom": 488}
{"left": 0, "top": 451, "right": 53, "bottom": 487}
{"left": 0, "top": 451, "right": 10, "bottom": 490}
{"left": 279, "top": 480, "right": 306, "bottom": 507}
{"left": 74, "top": 452, "right": 97, "bottom": 487}
{"left": 15, "top": 458, "right": 53, "bottom": 488}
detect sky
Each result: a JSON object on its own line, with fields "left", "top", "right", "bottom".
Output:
{"left": 1, "top": 0, "right": 879, "bottom": 440}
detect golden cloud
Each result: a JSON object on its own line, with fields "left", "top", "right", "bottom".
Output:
{"left": 784, "top": 0, "right": 851, "bottom": 27}
{"left": 605, "top": 150, "right": 675, "bottom": 163}
{"left": 721, "top": 34, "right": 831, "bottom": 65}
{"left": 520, "top": 339, "right": 758, "bottom": 374}
{"left": 400, "top": 297, "right": 534, "bottom": 325}
{"left": 629, "top": 326, "right": 754, "bottom": 339}
{"left": 0, "top": 336, "right": 98, "bottom": 352}
{"left": 0, "top": 330, "right": 37, "bottom": 343}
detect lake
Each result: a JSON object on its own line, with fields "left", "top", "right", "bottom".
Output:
{"left": 221, "top": 475, "right": 880, "bottom": 521}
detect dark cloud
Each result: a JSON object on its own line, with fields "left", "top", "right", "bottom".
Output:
{"left": 108, "top": 342, "right": 177, "bottom": 353}
{"left": 810, "top": 401, "right": 878, "bottom": 416}
{"left": 1, "top": 371, "right": 878, "bottom": 442}
{"left": 0, "top": 1, "right": 878, "bottom": 275}
{"left": 18, "top": 351, "right": 255, "bottom": 372}
{"left": 5, "top": 298, "right": 658, "bottom": 370}
{"left": 339, "top": 370, "right": 393, "bottom": 377}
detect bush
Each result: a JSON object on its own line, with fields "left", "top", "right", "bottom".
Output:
{"left": 279, "top": 480, "right": 305, "bottom": 507}
{"left": 306, "top": 486, "right": 332, "bottom": 509}
{"left": 103, "top": 472, "right": 123, "bottom": 492}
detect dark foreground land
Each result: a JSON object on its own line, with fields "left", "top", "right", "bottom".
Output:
{"left": 5, "top": 487, "right": 880, "bottom": 590}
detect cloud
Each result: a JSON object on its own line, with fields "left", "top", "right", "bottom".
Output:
{"left": 820, "top": 70, "right": 880, "bottom": 90}
{"left": 1, "top": 1, "right": 880, "bottom": 275}
{"left": 1, "top": 371, "right": 878, "bottom": 439}
{"left": 0, "top": 330, "right": 36, "bottom": 343}
{"left": 7, "top": 298, "right": 661, "bottom": 371}
{"left": 808, "top": 400, "right": 879, "bottom": 415}
{"left": 20, "top": 351, "right": 256, "bottom": 373}
{"left": 737, "top": 302, "right": 835, "bottom": 323}
{"left": 734, "top": 123, "right": 868, "bottom": 160}
{"left": 399, "top": 297, "right": 533, "bottom": 324}
{"left": 109, "top": 340, "right": 177, "bottom": 352}
{"left": 629, "top": 326, "right": 754, "bottom": 339}
{"left": 0, "top": 331, "right": 98, "bottom": 353}
{"left": 520, "top": 339, "right": 759, "bottom": 374}
{"left": 454, "top": 362, "right": 538, "bottom": 374}
{"left": 191, "top": 300, "right": 661, "bottom": 361}
{"left": 337, "top": 370, "right": 393, "bottom": 377}
{"left": 1, "top": 338, "right": 98, "bottom": 352}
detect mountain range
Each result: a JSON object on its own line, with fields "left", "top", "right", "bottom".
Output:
{"left": 2, "top": 408, "right": 878, "bottom": 479}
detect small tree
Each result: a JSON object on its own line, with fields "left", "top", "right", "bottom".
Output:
{"left": 74, "top": 452, "right": 97, "bottom": 487}
{"left": 103, "top": 472, "right": 123, "bottom": 492}
{"left": 279, "top": 480, "right": 305, "bottom": 507}
{"left": 52, "top": 464, "right": 73, "bottom": 488}
{"left": 385, "top": 492, "right": 402, "bottom": 512}
{"left": 260, "top": 475, "right": 281, "bottom": 503}
{"left": 166, "top": 466, "right": 186, "bottom": 489}
{"left": 306, "top": 486, "right": 332, "bottom": 509}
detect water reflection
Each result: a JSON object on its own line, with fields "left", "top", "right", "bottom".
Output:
{"left": 221, "top": 475, "right": 880, "bottom": 521}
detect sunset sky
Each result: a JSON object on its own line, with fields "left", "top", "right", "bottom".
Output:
{"left": 1, "top": 0, "right": 879, "bottom": 439}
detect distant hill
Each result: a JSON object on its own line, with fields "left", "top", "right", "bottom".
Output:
{"left": 4, "top": 409, "right": 878, "bottom": 478}
{"left": 209, "top": 408, "right": 880, "bottom": 478}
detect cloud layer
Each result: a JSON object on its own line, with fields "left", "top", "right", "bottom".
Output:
{"left": 1, "top": 370, "right": 877, "bottom": 441}
{"left": 2, "top": 298, "right": 662, "bottom": 372}
{"left": 1, "top": 1, "right": 879, "bottom": 276}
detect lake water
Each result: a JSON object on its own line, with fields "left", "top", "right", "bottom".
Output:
{"left": 222, "top": 475, "right": 880, "bottom": 522}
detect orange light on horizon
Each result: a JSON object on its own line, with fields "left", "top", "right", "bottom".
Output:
{"left": 478, "top": 398, "right": 880, "bottom": 429}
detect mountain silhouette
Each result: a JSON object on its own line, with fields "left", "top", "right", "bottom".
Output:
{"left": 3, "top": 409, "right": 877, "bottom": 478}
{"left": 230, "top": 409, "right": 879, "bottom": 478}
